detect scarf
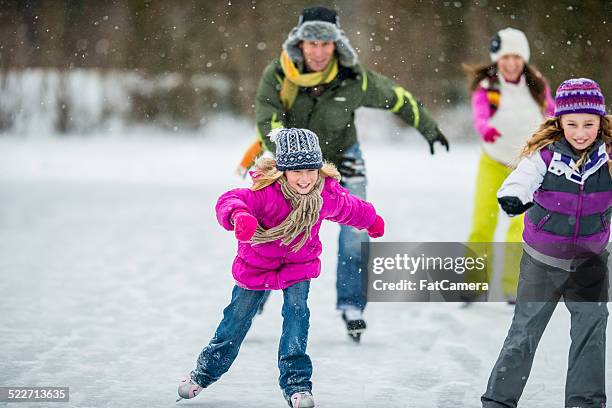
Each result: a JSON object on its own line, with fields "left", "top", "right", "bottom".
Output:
{"left": 250, "top": 175, "right": 324, "bottom": 251}
{"left": 279, "top": 50, "right": 338, "bottom": 110}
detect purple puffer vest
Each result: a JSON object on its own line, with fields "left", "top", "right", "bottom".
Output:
{"left": 523, "top": 139, "right": 611, "bottom": 260}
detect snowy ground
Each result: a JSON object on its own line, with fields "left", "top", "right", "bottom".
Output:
{"left": 1, "top": 125, "right": 611, "bottom": 408}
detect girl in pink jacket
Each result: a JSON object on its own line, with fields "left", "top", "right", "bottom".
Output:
{"left": 177, "top": 128, "right": 384, "bottom": 408}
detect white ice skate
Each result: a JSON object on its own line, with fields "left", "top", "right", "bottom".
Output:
{"left": 287, "top": 391, "right": 315, "bottom": 408}
{"left": 176, "top": 372, "right": 203, "bottom": 402}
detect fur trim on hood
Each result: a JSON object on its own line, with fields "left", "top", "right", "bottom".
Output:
{"left": 283, "top": 20, "right": 358, "bottom": 67}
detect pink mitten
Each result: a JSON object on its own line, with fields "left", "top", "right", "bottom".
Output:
{"left": 482, "top": 127, "right": 501, "bottom": 143}
{"left": 231, "top": 210, "right": 258, "bottom": 241}
{"left": 367, "top": 215, "right": 385, "bottom": 238}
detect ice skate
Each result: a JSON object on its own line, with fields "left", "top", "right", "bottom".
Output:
{"left": 286, "top": 391, "right": 315, "bottom": 408}
{"left": 176, "top": 372, "right": 203, "bottom": 402}
{"left": 341, "top": 307, "right": 366, "bottom": 343}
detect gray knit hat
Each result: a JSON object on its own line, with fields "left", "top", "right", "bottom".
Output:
{"left": 283, "top": 6, "right": 358, "bottom": 67}
{"left": 269, "top": 128, "right": 323, "bottom": 171}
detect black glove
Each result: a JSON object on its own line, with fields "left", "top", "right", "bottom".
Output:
{"left": 498, "top": 196, "right": 533, "bottom": 216}
{"left": 426, "top": 127, "right": 449, "bottom": 155}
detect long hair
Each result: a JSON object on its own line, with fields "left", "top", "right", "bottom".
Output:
{"left": 520, "top": 115, "right": 612, "bottom": 175}
{"left": 248, "top": 157, "right": 341, "bottom": 251}
{"left": 250, "top": 157, "right": 341, "bottom": 191}
{"left": 462, "top": 62, "right": 548, "bottom": 111}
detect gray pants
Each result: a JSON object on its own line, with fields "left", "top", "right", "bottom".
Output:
{"left": 482, "top": 251, "right": 609, "bottom": 408}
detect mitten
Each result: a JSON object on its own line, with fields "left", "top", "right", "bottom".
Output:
{"left": 367, "top": 215, "right": 385, "bottom": 238}
{"left": 483, "top": 127, "right": 501, "bottom": 143}
{"left": 231, "top": 210, "right": 258, "bottom": 241}
{"left": 498, "top": 196, "right": 533, "bottom": 216}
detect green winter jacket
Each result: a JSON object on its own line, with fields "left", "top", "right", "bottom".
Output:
{"left": 255, "top": 58, "right": 442, "bottom": 166}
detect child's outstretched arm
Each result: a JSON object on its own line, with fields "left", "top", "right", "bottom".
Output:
{"left": 325, "top": 179, "right": 384, "bottom": 238}
{"left": 215, "top": 188, "right": 262, "bottom": 236}
{"left": 497, "top": 153, "right": 547, "bottom": 216}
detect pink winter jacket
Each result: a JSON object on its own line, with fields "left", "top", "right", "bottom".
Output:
{"left": 471, "top": 80, "right": 555, "bottom": 139}
{"left": 216, "top": 176, "right": 378, "bottom": 290}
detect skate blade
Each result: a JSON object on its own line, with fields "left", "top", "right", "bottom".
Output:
{"left": 176, "top": 396, "right": 183, "bottom": 403}
{"left": 347, "top": 327, "right": 366, "bottom": 335}
{"left": 460, "top": 301, "right": 474, "bottom": 309}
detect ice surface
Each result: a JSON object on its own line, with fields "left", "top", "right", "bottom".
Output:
{"left": 1, "top": 126, "right": 610, "bottom": 407}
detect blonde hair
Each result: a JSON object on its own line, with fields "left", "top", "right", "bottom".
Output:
{"left": 250, "top": 157, "right": 341, "bottom": 191}
{"left": 247, "top": 157, "right": 341, "bottom": 251}
{"left": 519, "top": 114, "right": 612, "bottom": 175}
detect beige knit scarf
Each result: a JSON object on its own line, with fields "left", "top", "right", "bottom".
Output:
{"left": 250, "top": 175, "right": 324, "bottom": 251}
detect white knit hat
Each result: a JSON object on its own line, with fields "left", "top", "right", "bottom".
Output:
{"left": 489, "top": 28, "right": 530, "bottom": 63}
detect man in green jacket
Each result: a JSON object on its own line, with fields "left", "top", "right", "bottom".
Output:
{"left": 255, "top": 6, "right": 449, "bottom": 342}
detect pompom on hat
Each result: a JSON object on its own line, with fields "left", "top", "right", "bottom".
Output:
{"left": 554, "top": 78, "right": 606, "bottom": 117}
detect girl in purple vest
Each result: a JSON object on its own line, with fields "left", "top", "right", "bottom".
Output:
{"left": 177, "top": 128, "right": 384, "bottom": 408}
{"left": 482, "top": 78, "right": 611, "bottom": 408}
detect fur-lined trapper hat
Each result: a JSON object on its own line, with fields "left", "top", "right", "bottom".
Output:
{"left": 283, "top": 6, "right": 358, "bottom": 67}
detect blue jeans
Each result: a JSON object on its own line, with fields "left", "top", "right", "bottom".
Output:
{"left": 192, "top": 281, "right": 312, "bottom": 396}
{"left": 337, "top": 143, "right": 369, "bottom": 311}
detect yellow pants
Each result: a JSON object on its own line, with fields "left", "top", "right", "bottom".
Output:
{"left": 467, "top": 151, "right": 524, "bottom": 298}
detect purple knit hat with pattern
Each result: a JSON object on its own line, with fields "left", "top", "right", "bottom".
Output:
{"left": 554, "top": 78, "right": 606, "bottom": 117}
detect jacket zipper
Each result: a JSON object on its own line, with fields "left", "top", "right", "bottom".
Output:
{"left": 574, "top": 182, "right": 585, "bottom": 245}
{"left": 602, "top": 213, "right": 610, "bottom": 233}
{"left": 307, "top": 80, "right": 341, "bottom": 125}
{"left": 536, "top": 214, "right": 551, "bottom": 231}
{"left": 307, "top": 96, "right": 318, "bottom": 124}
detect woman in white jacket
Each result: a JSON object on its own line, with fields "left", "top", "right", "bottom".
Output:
{"left": 463, "top": 28, "right": 554, "bottom": 302}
